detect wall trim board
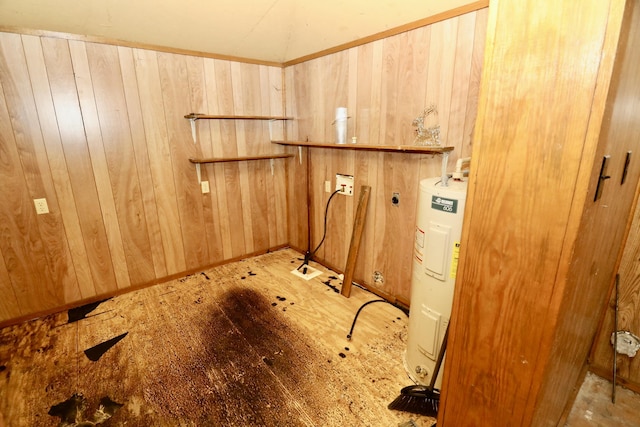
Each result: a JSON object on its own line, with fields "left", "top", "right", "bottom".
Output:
{"left": 0, "top": 245, "right": 288, "bottom": 330}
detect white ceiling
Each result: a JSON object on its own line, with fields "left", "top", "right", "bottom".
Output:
{"left": 0, "top": 0, "right": 479, "bottom": 64}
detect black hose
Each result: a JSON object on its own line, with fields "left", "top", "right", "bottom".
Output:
{"left": 298, "top": 188, "right": 341, "bottom": 272}
{"left": 346, "top": 299, "right": 409, "bottom": 341}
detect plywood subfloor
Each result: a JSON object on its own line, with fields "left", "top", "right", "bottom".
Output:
{"left": 2, "top": 248, "right": 638, "bottom": 426}
{"left": 0, "top": 249, "right": 436, "bottom": 426}
{"left": 565, "top": 372, "right": 640, "bottom": 427}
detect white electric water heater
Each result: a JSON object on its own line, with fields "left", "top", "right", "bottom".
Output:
{"left": 404, "top": 176, "right": 467, "bottom": 388}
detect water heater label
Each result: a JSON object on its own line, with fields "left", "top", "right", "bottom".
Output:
{"left": 450, "top": 242, "right": 460, "bottom": 278}
{"left": 431, "top": 196, "right": 458, "bottom": 213}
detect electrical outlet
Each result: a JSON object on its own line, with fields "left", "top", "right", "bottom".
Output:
{"left": 335, "top": 174, "right": 354, "bottom": 196}
{"left": 34, "top": 198, "right": 49, "bottom": 214}
{"left": 201, "top": 180, "right": 210, "bottom": 194}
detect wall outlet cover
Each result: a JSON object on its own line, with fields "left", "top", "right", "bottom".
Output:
{"left": 335, "top": 174, "right": 354, "bottom": 196}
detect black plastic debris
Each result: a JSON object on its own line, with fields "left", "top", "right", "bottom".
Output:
{"left": 84, "top": 332, "right": 128, "bottom": 362}
{"left": 67, "top": 298, "right": 111, "bottom": 323}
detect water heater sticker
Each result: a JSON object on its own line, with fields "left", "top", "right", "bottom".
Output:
{"left": 450, "top": 242, "right": 460, "bottom": 278}
{"left": 415, "top": 227, "right": 425, "bottom": 248}
{"left": 431, "top": 196, "right": 458, "bottom": 213}
{"left": 414, "top": 227, "right": 425, "bottom": 263}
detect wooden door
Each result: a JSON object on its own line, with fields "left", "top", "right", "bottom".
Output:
{"left": 590, "top": 0, "right": 640, "bottom": 387}
{"left": 439, "top": 0, "right": 640, "bottom": 425}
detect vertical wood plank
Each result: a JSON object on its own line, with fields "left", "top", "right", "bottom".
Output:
{"left": 21, "top": 35, "right": 92, "bottom": 300}
{"left": 230, "top": 62, "right": 257, "bottom": 254}
{"left": 68, "top": 40, "right": 130, "bottom": 290}
{"left": 40, "top": 37, "right": 118, "bottom": 295}
{"left": 341, "top": 185, "right": 371, "bottom": 297}
{"left": 353, "top": 42, "right": 375, "bottom": 285}
{"left": 0, "top": 33, "right": 79, "bottom": 309}
{"left": 0, "top": 248, "right": 20, "bottom": 322}
{"left": 186, "top": 55, "right": 225, "bottom": 264}
{"left": 462, "top": 8, "right": 489, "bottom": 155}
{"left": 203, "top": 58, "right": 235, "bottom": 260}
{"left": 117, "top": 46, "right": 168, "bottom": 279}
{"left": 213, "top": 59, "right": 246, "bottom": 258}
{"left": 260, "top": 65, "right": 281, "bottom": 248}
{"left": 425, "top": 17, "right": 459, "bottom": 152}
{"left": 447, "top": 12, "right": 476, "bottom": 152}
{"left": 157, "top": 51, "right": 210, "bottom": 270}
{"left": 85, "top": 42, "right": 155, "bottom": 286}
{"left": 133, "top": 48, "right": 187, "bottom": 275}
{"left": 269, "top": 66, "right": 289, "bottom": 247}
{"left": 283, "top": 64, "right": 307, "bottom": 251}
{"left": 0, "top": 69, "right": 55, "bottom": 315}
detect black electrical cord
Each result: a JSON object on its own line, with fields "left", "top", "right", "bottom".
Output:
{"left": 298, "top": 188, "right": 342, "bottom": 272}
{"left": 346, "top": 298, "right": 410, "bottom": 341}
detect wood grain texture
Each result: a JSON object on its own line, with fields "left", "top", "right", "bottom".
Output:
{"left": 85, "top": 42, "right": 156, "bottom": 287}
{"left": 0, "top": 73, "right": 55, "bottom": 316}
{"left": 41, "top": 37, "right": 120, "bottom": 296}
{"left": 439, "top": 0, "right": 639, "bottom": 425}
{"left": 0, "top": 30, "right": 289, "bottom": 324}
{"left": 0, "top": 249, "right": 438, "bottom": 427}
{"left": 70, "top": 40, "right": 130, "bottom": 290}
{"left": 0, "top": 33, "right": 72, "bottom": 313}
{"left": 22, "top": 35, "right": 92, "bottom": 301}
{"left": 117, "top": 46, "right": 169, "bottom": 279}
{"left": 287, "top": 10, "right": 485, "bottom": 301}
{"left": 590, "top": 0, "right": 640, "bottom": 393}
{"left": 341, "top": 185, "right": 370, "bottom": 297}
{"left": 157, "top": 51, "right": 211, "bottom": 270}
{"left": 0, "top": 9, "right": 481, "bottom": 323}
{"left": 185, "top": 55, "right": 224, "bottom": 265}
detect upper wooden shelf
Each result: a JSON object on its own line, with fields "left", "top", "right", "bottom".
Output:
{"left": 184, "top": 114, "right": 294, "bottom": 121}
{"left": 272, "top": 140, "right": 454, "bottom": 154}
{"left": 189, "top": 154, "right": 294, "bottom": 164}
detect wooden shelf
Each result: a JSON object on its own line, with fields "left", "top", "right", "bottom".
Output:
{"left": 189, "top": 154, "right": 294, "bottom": 164}
{"left": 184, "top": 114, "right": 293, "bottom": 121}
{"left": 271, "top": 140, "right": 454, "bottom": 154}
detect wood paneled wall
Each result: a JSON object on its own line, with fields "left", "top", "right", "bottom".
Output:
{"left": 0, "top": 7, "right": 488, "bottom": 323}
{"left": 285, "top": 9, "right": 488, "bottom": 303}
{"left": 0, "top": 32, "right": 288, "bottom": 323}
{"left": 590, "top": 1, "right": 640, "bottom": 391}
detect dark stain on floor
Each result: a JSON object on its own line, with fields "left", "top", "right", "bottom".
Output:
{"left": 214, "top": 287, "right": 347, "bottom": 425}
{"left": 322, "top": 278, "right": 340, "bottom": 293}
{"left": 137, "top": 287, "right": 316, "bottom": 425}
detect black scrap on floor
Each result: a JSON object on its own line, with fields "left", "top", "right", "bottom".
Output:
{"left": 49, "top": 393, "right": 123, "bottom": 426}
{"left": 84, "top": 332, "right": 129, "bottom": 362}
{"left": 67, "top": 298, "right": 112, "bottom": 323}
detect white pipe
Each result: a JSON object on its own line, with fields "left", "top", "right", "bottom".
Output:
{"left": 452, "top": 157, "right": 471, "bottom": 180}
{"left": 441, "top": 152, "right": 449, "bottom": 187}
